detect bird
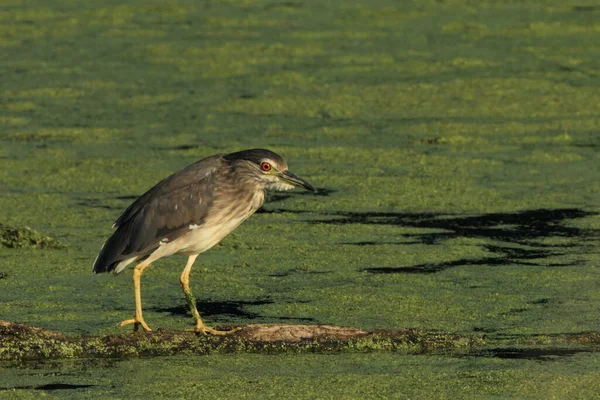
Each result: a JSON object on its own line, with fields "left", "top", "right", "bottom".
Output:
{"left": 92, "top": 148, "right": 316, "bottom": 335}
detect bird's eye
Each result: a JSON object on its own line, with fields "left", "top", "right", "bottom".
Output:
{"left": 261, "top": 162, "right": 272, "bottom": 172}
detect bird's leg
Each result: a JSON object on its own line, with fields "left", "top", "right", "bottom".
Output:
{"left": 180, "top": 255, "right": 240, "bottom": 336}
{"left": 118, "top": 261, "right": 152, "bottom": 332}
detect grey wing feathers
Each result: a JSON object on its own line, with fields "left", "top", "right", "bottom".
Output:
{"left": 112, "top": 154, "right": 223, "bottom": 229}
{"left": 92, "top": 154, "right": 223, "bottom": 274}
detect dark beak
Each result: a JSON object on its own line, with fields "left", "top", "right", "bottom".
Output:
{"left": 280, "top": 170, "right": 317, "bottom": 193}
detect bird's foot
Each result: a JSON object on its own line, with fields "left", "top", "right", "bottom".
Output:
{"left": 118, "top": 317, "right": 152, "bottom": 332}
{"left": 188, "top": 324, "right": 241, "bottom": 336}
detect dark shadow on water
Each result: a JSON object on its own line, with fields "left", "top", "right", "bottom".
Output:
{"left": 312, "top": 208, "right": 598, "bottom": 274}
{"left": 573, "top": 5, "right": 600, "bottom": 11}
{"left": 0, "top": 383, "right": 96, "bottom": 391}
{"left": 261, "top": 187, "right": 334, "bottom": 206}
{"left": 469, "top": 347, "right": 592, "bottom": 361}
{"left": 156, "top": 299, "right": 315, "bottom": 323}
{"left": 36, "top": 383, "right": 96, "bottom": 391}
{"left": 318, "top": 208, "right": 593, "bottom": 242}
{"left": 268, "top": 269, "right": 333, "bottom": 277}
{"left": 78, "top": 195, "right": 138, "bottom": 211}
{"left": 114, "top": 195, "right": 139, "bottom": 200}
{"left": 158, "top": 299, "right": 272, "bottom": 320}
{"left": 362, "top": 258, "right": 494, "bottom": 274}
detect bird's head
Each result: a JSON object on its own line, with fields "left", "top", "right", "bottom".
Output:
{"left": 224, "top": 148, "right": 317, "bottom": 193}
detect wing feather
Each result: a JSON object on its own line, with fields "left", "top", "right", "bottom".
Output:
{"left": 93, "top": 154, "right": 224, "bottom": 273}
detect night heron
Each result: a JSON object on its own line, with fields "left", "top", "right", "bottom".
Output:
{"left": 93, "top": 149, "right": 316, "bottom": 335}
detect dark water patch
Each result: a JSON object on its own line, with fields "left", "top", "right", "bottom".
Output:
{"left": 312, "top": 211, "right": 440, "bottom": 226}
{"left": 343, "top": 241, "right": 420, "bottom": 246}
{"left": 313, "top": 188, "right": 335, "bottom": 196}
{"left": 573, "top": 5, "right": 600, "bottom": 11}
{"left": 36, "top": 383, "right": 95, "bottom": 391}
{"left": 470, "top": 347, "right": 592, "bottom": 361}
{"left": 485, "top": 244, "right": 560, "bottom": 260}
{"left": 263, "top": 1, "right": 303, "bottom": 10}
{"left": 555, "top": 64, "right": 578, "bottom": 73}
{"left": 0, "top": 383, "right": 95, "bottom": 391}
{"left": 362, "top": 255, "right": 512, "bottom": 274}
{"left": 502, "top": 298, "right": 554, "bottom": 317}
{"left": 551, "top": 63, "right": 599, "bottom": 81}
{"left": 269, "top": 269, "right": 333, "bottom": 277}
{"left": 313, "top": 208, "right": 595, "bottom": 241}
{"left": 507, "top": 307, "right": 528, "bottom": 314}
{"left": 321, "top": 209, "right": 597, "bottom": 274}
{"left": 78, "top": 201, "right": 116, "bottom": 210}
{"left": 78, "top": 198, "right": 121, "bottom": 210}
{"left": 419, "top": 137, "right": 442, "bottom": 144}
{"left": 362, "top": 252, "right": 580, "bottom": 275}
{"left": 256, "top": 207, "right": 306, "bottom": 215}
{"left": 79, "top": 194, "right": 140, "bottom": 210}
{"left": 346, "top": 241, "right": 385, "bottom": 246}
{"left": 172, "top": 144, "right": 199, "bottom": 150}
{"left": 266, "top": 187, "right": 334, "bottom": 203}
{"left": 573, "top": 143, "right": 600, "bottom": 149}
{"left": 473, "top": 327, "right": 497, "bottom": 333}
{"left": 114, "top": 195, "right": 139, "bottom": 200}
{"left": 252, "top": 189, "right": 333, "bottom": 214}
{"left": 544, "top": 261, "right": 582, "bottom": 267}
{"left": 258, "top": 315, "right": 316, "bottom": 323}
{"left": 530, "top": 298, "right": 550, "bottom": 305}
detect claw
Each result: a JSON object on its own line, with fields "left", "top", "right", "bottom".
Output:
{"left": 118, "top": 317, "right": 152, "bottom": 332}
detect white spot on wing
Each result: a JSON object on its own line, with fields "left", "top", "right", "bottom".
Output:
{"left": 189, "top": 224, "right": 199, "bottom": 230}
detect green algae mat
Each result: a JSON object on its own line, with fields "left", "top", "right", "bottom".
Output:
{"left": 2, "top": 0, "right": 600, "bottom": 398}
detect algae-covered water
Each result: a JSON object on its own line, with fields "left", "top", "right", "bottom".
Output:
{"left": 1, "top": 0, "right": 600, "bottom": 398}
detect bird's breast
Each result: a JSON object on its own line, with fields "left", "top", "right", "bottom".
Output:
{"left": 177, "top": 189, "right": 265, "bottom": 255}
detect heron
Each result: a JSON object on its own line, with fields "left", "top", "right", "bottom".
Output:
{"left": 92, "top": 148, "right": 316, "bottom": 335}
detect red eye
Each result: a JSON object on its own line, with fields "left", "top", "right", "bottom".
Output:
{"left": 261, "top": 162, "right": 271, "bottom": 172}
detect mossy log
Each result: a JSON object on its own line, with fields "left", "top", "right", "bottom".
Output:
{"left": 3, "top": 320, "right": 599, "bottom": 362}
{"left": 0, "top": 320, "right": 481, "bottom": 361}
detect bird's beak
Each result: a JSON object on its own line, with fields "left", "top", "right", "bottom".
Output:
{"left": 279, "top": 170, "right": 317, "bottom": 193}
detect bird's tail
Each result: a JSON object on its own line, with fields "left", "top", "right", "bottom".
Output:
{"left": 92, "top": 225, "right": 138, "bottom": 274}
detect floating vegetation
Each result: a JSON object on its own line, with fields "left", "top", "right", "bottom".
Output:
{"left": 0, "top": 224, "right": 65, "bottom": 249}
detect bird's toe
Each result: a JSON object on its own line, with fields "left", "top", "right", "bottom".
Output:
{"left": 192, "top": 325, "right": 241, "bottom": 336}
{"left": 118, "top": 317, "right": 152, "bottom": 332}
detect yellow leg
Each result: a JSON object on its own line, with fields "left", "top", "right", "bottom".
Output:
{"left": 118, "top": 261, "right": 152, "bottom": 332}
{"left": 180, "top": 255, "right": 240, "bottom": 336}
